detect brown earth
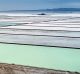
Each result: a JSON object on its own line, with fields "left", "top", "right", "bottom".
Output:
{"left": 0, "top": 63, "right": 79, "bottom": 74}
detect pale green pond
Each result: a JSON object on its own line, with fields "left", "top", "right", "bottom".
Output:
{"left": 0, "top": 43, "right": 80, "bottom": 72}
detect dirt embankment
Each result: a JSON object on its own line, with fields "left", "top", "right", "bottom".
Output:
{"left": 0, "top": 63, "right": 79, "bottom": 74}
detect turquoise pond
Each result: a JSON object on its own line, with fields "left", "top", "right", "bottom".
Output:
{"left": 0, "top": 43, "right": 80, "bottom": 72}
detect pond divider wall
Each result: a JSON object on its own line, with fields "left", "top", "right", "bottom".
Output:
{"left": 0, "top": 28, "right": 80, "bottom": 48}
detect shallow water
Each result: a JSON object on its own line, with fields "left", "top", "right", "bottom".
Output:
{"left": 0, "top": 22, "right": 16, "bottom": 27}
{"left": 0, "top": 43, "right": 80, "bottom": 72}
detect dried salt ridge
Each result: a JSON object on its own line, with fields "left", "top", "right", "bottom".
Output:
{"left": 0, "top": 14, "right": 80, "bottom": 48}
{"left": 0, "top": 63, "right": 79, "bottom": 74}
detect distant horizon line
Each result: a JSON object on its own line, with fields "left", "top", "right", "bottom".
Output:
{"left": 1, "top": 8, "right": 80, "bottom": 12}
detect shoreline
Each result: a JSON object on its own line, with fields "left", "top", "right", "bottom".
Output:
{"left": 0, "top": 63, "right": 79, "bottom": 74}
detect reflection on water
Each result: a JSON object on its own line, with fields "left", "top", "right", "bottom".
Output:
{"left": 0, "top": 43, "right": 80, "bottom": 72}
